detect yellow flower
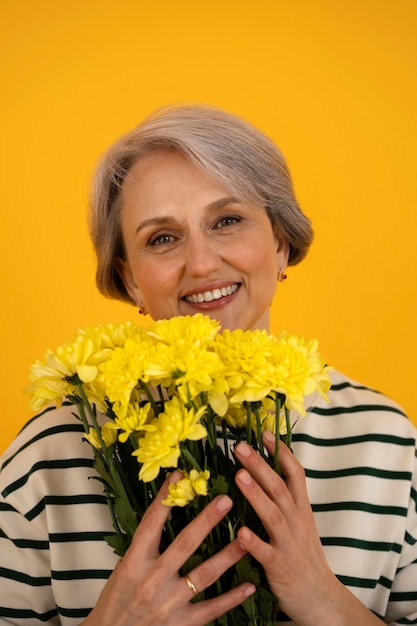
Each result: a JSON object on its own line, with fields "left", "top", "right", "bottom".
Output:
{"left": 189, "top": 468, "right": 210, "bottom": 495}
{"left": 213, "top": 328, "right": 331, "bottom": 417}
{"left": 146, "top": 341, "right": 222, "bottom": 398}
{"left": 101, "top": 422, "right": 118, "bottom": 447}
{"left": 113, "top": 402, "right": 153, "bottom": 443}
{"left": 25, "top": 370, "right": 75, "bottom": 412}
{"left": 25, "top": 321, "right": 142, "bottom": 411}
{"left": 85, "top": 427, "right": 101, "bottom": 450}
{"left": 144, "top": 315, "right": 225, "bottom": 400}
{"left": 134, "top": 397, "right": 207, "bottom": 482}
{"left": 99, "top": 335, "right": 156, "bottom": 417}
{"left": 141, "top": 314, "right": 225, "bottom": 402}
{"left": 221, "top": 404, "right": 248, "bottom": 429}
{"left": 267, "top": 333, "right": 332, "bottom": 416}
{"left": 163, "top": 475, "right": 195, "bottom": 507}
{"left": 162, "top": 469, "right": 210, "bottom": 507}
{"left": 147, "top": 314, "right": 220, "bottom": 344}
{"left": 26, "top": 337, "right": 110, "bottom": 411}
{"left": 84, "top": 422, "right": 118, "bottom": 449}
{"left": 78, "top": 320, "right": 144, "bottom": 349}
{"left": 214, "top": 329, "right": 277, "bottom": 404}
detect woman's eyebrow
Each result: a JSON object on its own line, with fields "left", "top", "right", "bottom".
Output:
{"left": 134, "top": 196, "right": 240, "bottom": 235}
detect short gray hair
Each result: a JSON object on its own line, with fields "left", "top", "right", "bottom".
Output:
{"left": 89, "top": 104, "right": 314, "bottom": 304}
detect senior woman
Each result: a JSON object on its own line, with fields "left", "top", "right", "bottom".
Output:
{"left": 0, "top": 105, "right": 416, "bottom": 626}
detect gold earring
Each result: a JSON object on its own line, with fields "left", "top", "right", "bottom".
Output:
{"left": 277, "top": 268, "right": 287, "bottom": 283}
{"left": 138, "top": 302, "right": 148, "bottom": 316}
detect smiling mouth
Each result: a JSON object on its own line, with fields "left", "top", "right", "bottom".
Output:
{"left": 184, "top": 283, "right": 239, "bottom": 304}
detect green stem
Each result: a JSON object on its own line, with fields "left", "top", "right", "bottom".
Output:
{"left": 202, "top": 399, "right": 217, "bottom": 452}
{"left": 221, "top": 419, "right": 230, "bottom": 462}
{"left": 285, "top": 406, "right": 292, "bottom": 451}
{"left": 157, "top": 384, "right": 165, "bottom": 404}
{"left": 253, "top": 403, "right": 265, "bottom": 459}
{"left": 182, "top": 447, "right": 203, "bottom": 472}
{"left": 71, "top": 399, "right": 91, "bottom": 434}
{"left": 273, "top": 394, "right": 282, "bottom": 473}
{"left": 139, "top": 380, "right": 160, "bottom": 414}
{"left": 75, "top": 383, "right": 138, "bottom": 541}
{"left": 245, "top": 403, "right": 252, "bottom": 445}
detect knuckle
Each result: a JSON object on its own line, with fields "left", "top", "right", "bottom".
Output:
{"left": 287, "top": 461, "right": 305, "bottom": 483}
{"left": 263, "top": 543, "right": 282, "bottom": 570}
{"left": 152, "top": 604, "right": 170, "bottom": 622}
{"left": 140, "top": 508, "right": 161, "bottom": 532}
{"left": 205, "top": 599, "right": 225, "bottom": 623}
{"left": 265, "top": 507, "right": 282, "bottom": 528}
{"left": 138, "top": 577, "right": 158, "bottom": 602}
{"left": 197, "top": 563, "right": 214, "bottom": 587}
{"left": 174, "top": 528, "right": 195, "bottom": 555}
{"left": 251, "top": 452, "right": 264, "bottom": 471}
{"left": 293, "top": 463, "right": 306, "bottom": 480}
{"left": 270, "top": 477, "right": 287, "bottom": 500}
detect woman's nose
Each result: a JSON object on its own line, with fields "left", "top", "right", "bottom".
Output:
{"left": 185, "top": 232, "right": 222, "bottom": 276}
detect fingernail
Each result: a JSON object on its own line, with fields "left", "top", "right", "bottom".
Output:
{"left": 235, "top": 441, "right": 251, "bottom": 457}
{"left": 216, "top": 495, "right": 232, "bottom": 512}
{"left": 263, "top": 430, "right": 275, "bottom": 443}
{"left": 240, "top": 527, "right": 251, "bottom": 541}
{"left": 244, "top": 583, "right": 256, "bottom": 597}
{"left": 168, "top": 470, "right": 182, "bottom": 484}
{"left": 238, "top": 470, "right": 252, "bottom": 486}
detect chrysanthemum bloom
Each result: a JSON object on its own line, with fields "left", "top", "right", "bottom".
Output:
{"left": 189, "top": 468, "right": 210, "bottom": 495}
{"left": 146, "top": 314, "right": 220, "bottom": 345}
{"left": 143, "top": 315, "right": 225, "bottom": 402}
{"left": 112, "top": 401, "right": 153, "bottom": 443}
{"left": 25, "top": 321, "right": 145, "bottom": 411}
{"left": 26, "top": 332, "right": 112, "bottom": 411}
{"left": 162, "top": 469, "right": 210, "bottom": 507}
{"left": 85, "top": 422, "right": 118, "bottom": 450}
{"left": 99, "top": 335, "right": 157, "bottom": 418}
{"left": 134, "top": 397, "right": 207, "bottom": 482}
{"left": 78, "top": 321, "right": 144, "bottom": 350}
{"left": 267, "top": 333, "right": 332, "bottom": 415}
{"left": 213, "top": 329, "right": 278, "bottom": 405}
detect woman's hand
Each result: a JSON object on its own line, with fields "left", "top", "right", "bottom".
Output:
{"left": 234, "top": 432, "right": 383, "bottom": 626}
{"left": 83, "top": 471, "right": 255, "bottom": 626}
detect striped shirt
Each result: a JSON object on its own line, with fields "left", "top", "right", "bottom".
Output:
{"left": 0, "top": 370, "right": 416, "bottom": 625}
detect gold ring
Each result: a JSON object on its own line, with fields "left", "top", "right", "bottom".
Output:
{"left": 184, "top": 574, "right": 199, "bottom": 597}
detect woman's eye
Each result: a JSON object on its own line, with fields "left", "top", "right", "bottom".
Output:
{"left": 216, "top": 216, "right": 241, "bottom": 229}
{"left": 149, "top": 233, "right": 175, "bottom": 246}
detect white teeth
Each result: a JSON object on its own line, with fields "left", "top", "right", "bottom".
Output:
{"left": 185, "top": 283, "right": 238, "bottom": 304}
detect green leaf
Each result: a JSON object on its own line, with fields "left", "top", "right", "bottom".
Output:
{"left": 104, "top": 533, "right": 130, "bottom": 557}
{"left": 210, "top": 474, "right": 229, "bottom": 496}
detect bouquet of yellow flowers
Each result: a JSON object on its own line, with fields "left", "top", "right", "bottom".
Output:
{"left": 26, "top": 314, "right": 331, "bottom": 625}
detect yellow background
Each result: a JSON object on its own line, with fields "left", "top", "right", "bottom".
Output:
{"left": 1, "top": 0, "right": 416, "bottom": 453}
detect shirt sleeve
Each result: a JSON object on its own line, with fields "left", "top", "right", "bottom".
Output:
{"left": 386, "top": 442, "right": 417, "bottom": 625}
{"left": 0, "top": 492, "right": 59, "bottom": 625}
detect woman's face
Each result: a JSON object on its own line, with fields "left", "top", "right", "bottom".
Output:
{"left": 117, "top": 150, "right": 289, "bottom": 331}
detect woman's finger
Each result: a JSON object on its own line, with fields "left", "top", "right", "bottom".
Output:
{"left": 234, "top": 440, "right": 296, "bottom": 514}
{"left": 179, "top": 539, "right": 248, "bottom": 602}
{"left": 235, "top": 465, "right": 291, "bottom": 541}
{"left": 127, "top": 470, "right": 183, "bottom": 560}
{"left": 161, "top": 494, "right": 234, "bottom": 576}
{"left": 182, "top": 583, "right": 256, "bottom": 626}
{"left": 262, "top": 431, "right": 311, "bottom": 511}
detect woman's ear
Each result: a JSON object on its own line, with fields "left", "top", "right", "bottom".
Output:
{"left": 115, "top": 257, "right": 142, "bottom": 306}
{"left": 273, "top": 227, "right": 290, "bottom": 272}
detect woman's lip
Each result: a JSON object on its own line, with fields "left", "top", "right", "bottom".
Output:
{"left": 182, "top": 283, "right": 240, "bottom": 304}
